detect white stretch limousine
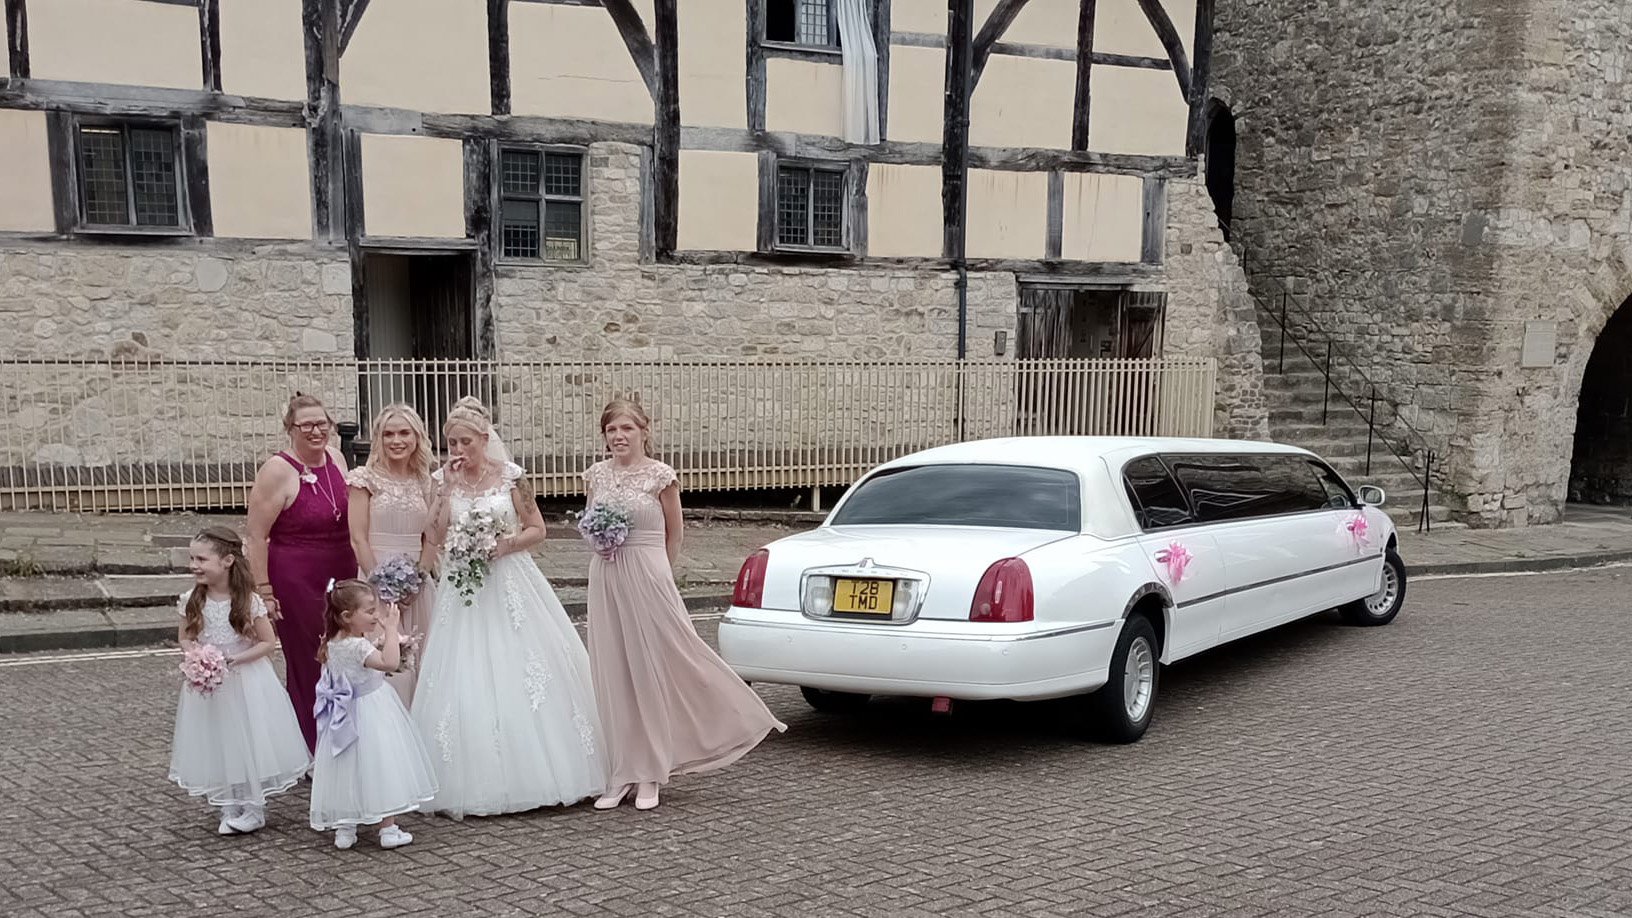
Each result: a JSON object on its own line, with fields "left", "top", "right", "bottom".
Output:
{"left": 718, "top": 437, "right": 1406, "bottom": 742}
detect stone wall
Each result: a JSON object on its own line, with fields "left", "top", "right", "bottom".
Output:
{"left": 0, "top": 242, "right": 353, "bottom": 360}
{"left": 1211, "top": 0, "right": 1632, "bottom": 526}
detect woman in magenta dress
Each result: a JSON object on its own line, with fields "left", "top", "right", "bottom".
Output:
{"left": 246, "top": 393, "right": 359, "bottom": 752}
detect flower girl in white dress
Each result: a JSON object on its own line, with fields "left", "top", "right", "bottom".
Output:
{"left": 411, "top": 397, "right": 606, "bottom": 818}
{"left": 168, "top": 527, "right": 309, "bottom": 836}
{"left": 309, "top": 580, "right": 439, "bottom": 849}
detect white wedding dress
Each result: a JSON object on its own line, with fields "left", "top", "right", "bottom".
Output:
{"left": 409, "top": 462, "right": 607, "bottom": 818}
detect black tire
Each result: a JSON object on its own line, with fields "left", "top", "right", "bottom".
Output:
{"left": 1339, "top": 548, "right": 1407, "bottom": 626}
{"left": 800, "top": 686, "right": 871, "bottom": 714}
{"left": 1082, "top": 614, "right": 1160, "bottom": 744}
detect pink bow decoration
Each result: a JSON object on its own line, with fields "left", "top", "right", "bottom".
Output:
{"left": 1344, "top": 513, "right": 1370, "bottom": 552}
{"left": 313, "top": 669, "right": 358, "bottom": 757}
{"left": 1154, "top": 542, "right": 1193, "bottom": 584}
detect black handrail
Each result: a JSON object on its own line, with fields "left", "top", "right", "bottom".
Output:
{"left": 1220, "top": 218, "right": 1440, "bottom": 531}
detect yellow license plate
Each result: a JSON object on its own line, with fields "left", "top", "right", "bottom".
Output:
{"left": 833, "top": 578, "right": 894, "bottom": 615}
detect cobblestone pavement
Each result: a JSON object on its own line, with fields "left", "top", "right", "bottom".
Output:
{"left": 2, "top": 570, "right": 1629, "bottom": 918}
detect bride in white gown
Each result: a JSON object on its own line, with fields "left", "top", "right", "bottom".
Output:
{"left": 411, "top": 397, "right": 606, "bottom": 818}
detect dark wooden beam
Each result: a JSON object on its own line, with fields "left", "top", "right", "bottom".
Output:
{"left": 5, "top": 0, "right": 28, "bottom": 79}
{"left": 339, "top": 0, "right": 371, "bottom": 56}
{"left": 970, "top": 0, "right": 1032, "bottom": 89}
{"left": 463, "top": 137, "right": 497, "bottom": 358}
{"left": 652, "top": 0, "right": 678, "bottom": 257}
{"left": 942, "top": 0, "right": 972, "bottom": 259}
{"left": 344, "top": 129, "right": 367, "bottom": 357}
{"left": 488, "top": 0, "right": 510, "bottom": 115}
{"left": 44, "top": 110, "right": 75, "bottom": 232}
{"left": 1071, "top": 0, "right": 1095, "bottom": 151}
{"left": 304, "top": 0, "right": 345, "bottom": 242}
{"left": 603, "top": 0, "right": 657, "bottom": 100}
{"left": 849, "top": 159, "right": 869, "bottom": 255}
{"left": 1141, "top": 175, "right": 1165, "bottom": 263}
{"left": 893, "top": 30, "right": 1169, "bottom": 70}
{"left": 1045, "top": 169, "right": 1063, "bottom": 259}
{"left": 0, "top": 79, "right": 306, "bottom": 124}
{"left": 199, "top": 0, "right": 222, "bottom": 92}
{"left": 746, "top": 0, "right": 766, "bottom": 132}
{"left": 873, "top": 0, "right": 890, "bottom": 139}
{"left": 180, "top": 114, "right": 213, "bottom": 235}
{"left": 1185, "top": 0, "right": 1212, "bottom": 157}
{"left": 754, "top": 149, "right": 775, "bottom": 252}
{"left": 1135, "top": 0, "right": 1190, "bottom": 98}
{"left": 668, "top": 249, "right": 1161, "bottom": 279}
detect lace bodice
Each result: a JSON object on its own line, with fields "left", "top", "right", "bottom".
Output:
{"left": 582, "top": 460, "right": 677, "bottom": 532}
{"left": 348, "top": 465, "right": 433, "bottom": 559}
{"left": 177, "top": 591, "right": 267, "bottom": 653}
{"left": 324, "top": 636, "right": 384, "bottom": 693}
{"left": 436, "top": 461, "right": 527, "bottom": 532}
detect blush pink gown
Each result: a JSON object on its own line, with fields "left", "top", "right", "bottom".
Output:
{"left": 584, "top": 460, "right": 786, "bottom": 790}
{"left": 346, "top": 466, "right": 435, "bottom": 706}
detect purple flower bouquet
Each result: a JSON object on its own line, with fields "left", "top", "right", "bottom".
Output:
{"left": 576, "top": 500, "right": 632, "bottom": 560}
{"left": 369, "top": 556, "right": 423, "bottom": 604}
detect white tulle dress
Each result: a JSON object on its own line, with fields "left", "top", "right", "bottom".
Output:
{"left": 168, "top": 592, "right": 310, "bottom": 807}
{"left": 308, "top": 636, "right": 439, "bottom": 830}
{"left": 409, "top": 462, "right": 607, "bottom": 818}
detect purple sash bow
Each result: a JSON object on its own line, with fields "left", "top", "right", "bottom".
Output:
{"left": 314, "top": 668, "right": 360, "bottom": 756}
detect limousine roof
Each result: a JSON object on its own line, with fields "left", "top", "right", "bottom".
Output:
{"left": 879, "top": 436, "right": 1314, "bottom": 477}
{"left": 866, "top": 437, "right": 1319, "bottom": 540}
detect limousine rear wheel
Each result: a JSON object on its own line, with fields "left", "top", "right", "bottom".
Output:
{"left": 800, "top": 686, "right": 871, "bottom": 714}
{"left": 1340, "top": 548, "right": 1407, "bottom": 626}
{"left": 1082, "top": 615, "right": 1159, "bottom": 744}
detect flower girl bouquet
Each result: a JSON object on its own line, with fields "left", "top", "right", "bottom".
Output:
{"left": 180, "top": 644, "right": 229, "bottom": 696}
{"left": 374, "top": 629, "right": 424, "bottom": 674}
{"left": 575, "top": 500, "right": 632, "bottom": 560}
{"left": 368, "top": 556, "right": 423, "bottom": 604}
{"left": 445, "top": 507, "right": 507, "bottom": 604}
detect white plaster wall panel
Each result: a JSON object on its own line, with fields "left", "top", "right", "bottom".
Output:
{"left": 866, "top": 164, "right": 944, "bottom": 258}
{"left": 218, "top": 0, "right": 307, "bottom": 100}
{"left": 207, "top": 124, "right": 313, "bottom": 239}
{"left": 1061, "top": 172, "right": 1144, "bottom": 262}
{"left": 360, "top": 134, "right": 468, "bottom": 239}
{"left": 970, "top": 56, "right": 1074, "bottom": 150}
{"left": 28, "top": 0, "right": 202, "bottom": 89}
{"left": 676, "top": 151, "right": 758, "bottom": 251}
{"left": 967, "top": 169, "right": 1047, "bottom": 259}
{"left": 342, "top": 0, "right": 491, "bottom": 115}
{"left": 892, "top": 0, "right": 950, "bottom": 35}
{"left": 510, "top": 2, "right": 654, "bottom": 124}
{"left": 766, "top": 59, "right": 846, "bottom": 137}
{"left": 0, "top": 111, "right": 56, "bottom": 232}
{"left": 679, "top": 0, "right": 747, "bottom": 128}
{"left": 1094, "top": 0, "right": 1196, "bottom": 59}
{"left": 887, "top": 46, "right": 945, "bottom": 143}
{"left": 1088, "top": 66, "right": 1188, "bottom": 156}
{"left": 974, "top": 0, "right": 1081, "bottom": 49}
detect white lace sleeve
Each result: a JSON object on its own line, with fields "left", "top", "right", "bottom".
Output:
{"left": 329, "top": 636, "right": 374, "bottom": 670}
{"left": 176, "top": 591, "right": 190, "bottom": 618}
{"left": 647, "top": 462, "right": 678, "bottom": 494}
{"left": 432, "top": 467, "right": 445, "bottom": 485}
{"left": 345, "top": 466, "right": 375, "bottom": 492}
{"left": 249, "top": 593, "right": 269, "bottom": 620}
{"left": 501, "top": 461, "right": 526, "bottom": 487}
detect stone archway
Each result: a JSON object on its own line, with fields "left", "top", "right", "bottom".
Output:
{"left": 1569, "top": 295, "right": 1632, "bottom": 505}
{"left": 1203, "top": 101, "right": 1237, "bottom": 239}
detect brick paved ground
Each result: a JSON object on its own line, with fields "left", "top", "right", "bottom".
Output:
{"left": 1, "top": 569, "right": 1629, "bottom": 917}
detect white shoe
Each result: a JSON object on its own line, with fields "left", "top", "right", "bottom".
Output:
{"left": 334, "top": 826, "right": 357, "bottom": 850}
{"left": 378, "top": 825, "right": 413, "bottom": 849}
{"left": 217, "top": 806, "right": 243, "bottom": 835}
{"left": 225, "top": 804, "right": 265, "bottom": 834}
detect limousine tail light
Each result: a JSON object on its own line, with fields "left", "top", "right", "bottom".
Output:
{"left": 969, "top": 558, "right": 1034, "bottom": 623}
{"left": 733, "top": 549, "right": 770, "bottom": 609}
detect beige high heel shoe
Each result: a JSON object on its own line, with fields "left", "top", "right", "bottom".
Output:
{"left": 634, "top": 782, "right": 660, "bottom": 811}
{"left": 594, "top": 784, "right": 633, "bottom": 810}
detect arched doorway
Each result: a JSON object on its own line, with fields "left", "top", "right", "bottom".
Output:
{"left": 1203, "top": 102, "right": 1237, "bottom": 239}
{"left": 1570, "top": 296, "right": 1632, "bottom": 505}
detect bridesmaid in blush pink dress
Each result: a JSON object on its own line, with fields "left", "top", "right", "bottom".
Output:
{"left": 347, "top": 404, "right": 438, "bottom": 706}
{"left": 585, "top": 398, "right": 786, "bottom": 812}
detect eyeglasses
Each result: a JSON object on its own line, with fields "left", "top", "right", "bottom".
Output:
{"left": 294, "top": 421, "right": 332, "bottom": 434}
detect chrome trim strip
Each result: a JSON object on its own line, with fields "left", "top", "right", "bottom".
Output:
{"left": 717, "top": 616, "right": 1116, "bottom": 643}
{"left": 1177, "top": 554, "right": 1383, "bottom": 609}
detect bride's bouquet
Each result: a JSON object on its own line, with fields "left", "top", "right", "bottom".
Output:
{"left": 575, "top": 500, "right": 632, "bottom": 561}
{"left": 445, "top": 506, "right": 506, "bottom": 604}
{"left": 180, "top": 644, "right": 229, "bottom": 696}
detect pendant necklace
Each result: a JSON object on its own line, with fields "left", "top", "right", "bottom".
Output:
{"left": 303, "top": 459, "right": 343, "bottom": 522}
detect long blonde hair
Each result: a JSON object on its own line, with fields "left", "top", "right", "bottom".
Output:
{"left": 366, "top": 403, "right": 434, "bottom": 487}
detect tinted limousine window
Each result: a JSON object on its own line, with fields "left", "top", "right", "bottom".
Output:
{"left": 1124, "top": 456, "right": 1194, "bottom": 529}
{"left": 829, "top": 464, "right": 1081, "bottom": 531}
{"left": 1167, "top": 454, "right": 1333, "bottom": 523}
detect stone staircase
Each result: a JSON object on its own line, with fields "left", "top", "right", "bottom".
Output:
{"left": 1257, "top": 321, "right": 1459, "bottom": 532}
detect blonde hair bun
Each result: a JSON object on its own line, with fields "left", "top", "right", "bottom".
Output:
{"left": 445, "top": 396, "right": 493, "bottom": 435}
